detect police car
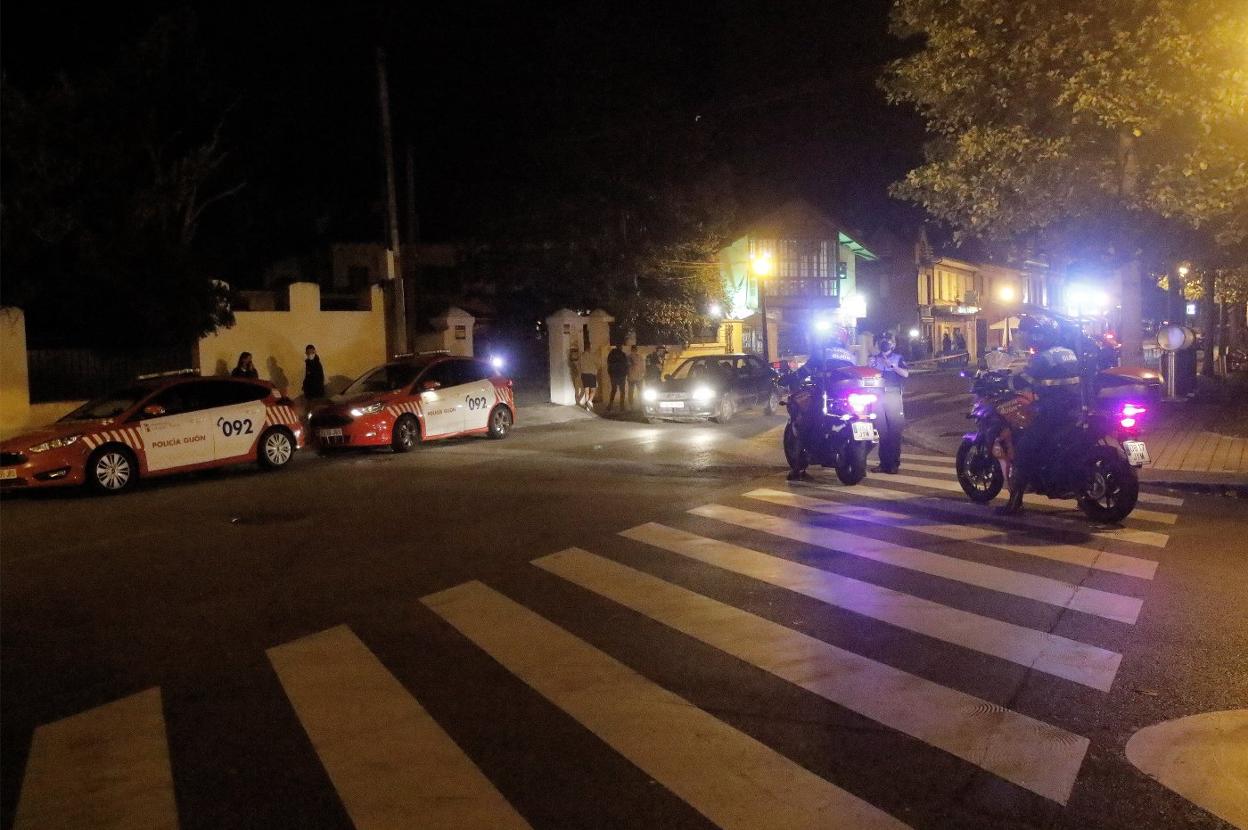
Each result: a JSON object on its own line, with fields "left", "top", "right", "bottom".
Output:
{"left": 310, "top": 353, "right": 515, "bottom": 452}
{"left": 0, "top": 371, "right": 305, "bottom": 494}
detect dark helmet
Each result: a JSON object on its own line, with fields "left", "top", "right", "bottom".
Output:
{"left": 1016, "top": 313, "right": 1060, "bottom": 351}
{"left": 877, "top": 334, "right": 896, "bottom": 352}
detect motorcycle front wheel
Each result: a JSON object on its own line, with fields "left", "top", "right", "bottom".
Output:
{"left": 956, "top": 437, "right": 1003, "bottom": 503}
{"left": 836, "top": 440, "right": 869, "bottom": 485}
{"left": 783, "top": 422, "right": 809, "bottom": 471}
{"left": 1077, "top": 453, "right": 1139, "bottom": 523}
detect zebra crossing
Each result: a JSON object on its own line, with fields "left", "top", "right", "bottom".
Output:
{"left": 12, "top": 459, "right": 1182, "bottom": 829}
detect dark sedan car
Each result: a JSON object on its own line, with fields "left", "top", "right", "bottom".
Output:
{"left": 642, "top": 353, "right": 779, "bottom": 423}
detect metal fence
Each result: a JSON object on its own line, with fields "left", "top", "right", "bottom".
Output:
{"left": 27, "top": 346, "right": 194, "bottom": 403}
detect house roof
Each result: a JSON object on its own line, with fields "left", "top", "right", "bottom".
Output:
{"left": 737, "top": 198, "right": 877, "bottom": 260}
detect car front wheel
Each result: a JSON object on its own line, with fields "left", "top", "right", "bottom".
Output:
{"left": 88, "top": 446, "right": 137, "bottom": 494}
{"left": 392, "top": 415, "right": 421, "bottom": 453}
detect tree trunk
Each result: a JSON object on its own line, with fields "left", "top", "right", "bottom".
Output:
{"left": 1231, "top": 302, "right": 1246, "bottom": 350}
{"left": 1201, "top": 269, "right": 1217, "bottom": 377}
{"left": 1169, "top": 271, "right": 1183, "bottom": 324}
{"left": 1118, "top": 259, "right": 1144, "bottom": 366}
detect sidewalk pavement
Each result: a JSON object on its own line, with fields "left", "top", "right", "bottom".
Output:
{"left": 904, "top": 373, "right": 1248, "bottom": 494}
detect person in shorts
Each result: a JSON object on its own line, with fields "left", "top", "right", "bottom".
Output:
{"left": 578, "top": 348, "right": 599, "bottom": 411}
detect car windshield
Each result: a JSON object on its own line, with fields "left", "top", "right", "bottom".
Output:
{"left": 343, "top": 363, "right": 424, "bottom": 395}
{"left": 669, "top": 358, "right": 732, "bottom": 381}
{"left": 59, "top": 385, "right": 156, "bottom": 421}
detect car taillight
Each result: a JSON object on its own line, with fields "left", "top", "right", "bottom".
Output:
{"left": 1120, "top": 417, "right": 1137, "bottom": 429}
{"left": 1122, "top": 404, "right": 1146, "bottom": 417}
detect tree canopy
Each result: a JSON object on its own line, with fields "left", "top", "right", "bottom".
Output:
{"left": 883, "top": 0, "right": 1248, "bottom": 254}
{"left": 1, "top": 11, "right": 239, "bottom": 347}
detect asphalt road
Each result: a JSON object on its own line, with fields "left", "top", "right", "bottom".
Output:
{"left": 2, "top": 393, "right": 1246, "bottom": 829}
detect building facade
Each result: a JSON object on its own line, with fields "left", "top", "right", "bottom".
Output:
{"left": 718, "top": 200, "right": 877, "bottom": 361}
{"left": 909, "top": 228, "right": 1052, "bottom": 360}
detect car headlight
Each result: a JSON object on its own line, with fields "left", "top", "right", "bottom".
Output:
{"left": 28, "top": 434, "right": 82, "bottom": 454}
{"left": 350, "top": 402, "right": 385, "bottom": 417}
{"left": 642, "top": 388, "right": 658, "bottom": 402}
{"left": 692, "top": 386, "right": 716, "bottom": 402}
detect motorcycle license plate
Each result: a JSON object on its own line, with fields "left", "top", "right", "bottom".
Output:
{"left": 851, "top": 422, "right": 877, "bottom": 442}
{"left": 1123, "top": 440, "right": 1150, "bottom": 466}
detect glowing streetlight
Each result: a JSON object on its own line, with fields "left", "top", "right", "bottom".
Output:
{"left": 750, "top": 251, "right": 775, "bottom": 277}
{"left": 908, "top": 327, "right": 920, "bottom": 339}
{"left": 708, "top": 303, "right": 722, "bottom": 318}
{"left": 1178, "top": 265, "right": 1190, "bottom": 278}
{"left": 998, "top": 284, "right": 1017, "bottom": 303}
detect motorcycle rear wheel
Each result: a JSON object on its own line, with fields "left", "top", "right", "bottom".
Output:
{"left": 1077, "top": 454, "right": 1139, "bottom": 523}
{"left": 836, "top": 441, "right": 869, "bottom": 485}
{"left": 956, "top": 438, "right": 1003, "bottom": 503}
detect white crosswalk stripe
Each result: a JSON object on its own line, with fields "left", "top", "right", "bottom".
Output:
{"left": 689, "top": 503, "right": 1144, "bottom": 624}
{"left": 872, "top": 471, "right": 1179, "bottom": 526}
{"left": 622, "top": 522, "right": 1122, "bottom": 690}
{"left": 898, "top": 454, "right": 1186, "bottom": 508}
{"left": 744, "top": 488, "right": 1159, "bottom": 580}
{"left": 535, "top": 547, "right": 1089, "bottom": 803}
{"left": 268, "top": 625, "right": 531, "bottom": 830}
{"left": 13, "top": 467, "right": 1187, "bottom": 826}
{"left": 422, "top": 580, "right": 910, "bottom": 830}
{"left": 808, "top": 480, "right": 1171, "bottom": 548}
{"left": 896, "top": 458, "right": 1185, "bottom": 509}
{"left": 14, "top": 688, "right": 178, "bottom": 830}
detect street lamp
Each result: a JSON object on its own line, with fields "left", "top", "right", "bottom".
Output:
{"left": 751, "top": 250, "right": 775, "bottom": 365}
{"left": 998, "top": 284, "right": 1018, "bottom": 350}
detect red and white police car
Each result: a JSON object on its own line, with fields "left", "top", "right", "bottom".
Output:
{"left": 0, "top": 371, "right": 305, "bottom": 494}
{"left": 310, "top": 353, "right": 515, "bottom": 451}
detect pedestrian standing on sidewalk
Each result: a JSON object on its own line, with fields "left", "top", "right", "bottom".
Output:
{"left": 578, "top": 347, "right": 599, "bottom": 411}
{"left": 868, "top": 334, "right": 910, "bottom": 474}
{"left": 302, "top": 344, "right": 326, "bottom": 413}
{"left": 606, "top": 343, "right": 629, "bottom": 412}
{"left": 942, "top": 332, "right": 953, "bottom": 355}
{"left": 231, "top": 352, "right": 259, "bottom": 379}
{"left": 627, "top": 345, "right": 645, "bottom": 408}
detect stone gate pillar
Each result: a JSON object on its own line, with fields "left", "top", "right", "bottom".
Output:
{"left": 546, "top": 308, "right": 583, "bottom": 405}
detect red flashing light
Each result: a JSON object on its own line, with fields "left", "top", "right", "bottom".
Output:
{"left": 1120, "top": 417, "right": 1137, "bottom": 429}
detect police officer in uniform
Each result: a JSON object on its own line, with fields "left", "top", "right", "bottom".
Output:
{"left": 998, "top": 313, "right": 1082, "bottom": 515}
{"left": 868, "top": 334, "right": 910, "bottom": 473}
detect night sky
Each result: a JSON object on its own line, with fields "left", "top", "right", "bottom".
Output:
{"left": 3, "top": 1, "right": 925, "bottom": 279}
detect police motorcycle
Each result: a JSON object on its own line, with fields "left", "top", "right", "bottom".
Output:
{"left": 955, "top": 314, "right": 1160, "bottom": 523}
{"left": 782, "top": 347, "right": 883, "bottom": 485}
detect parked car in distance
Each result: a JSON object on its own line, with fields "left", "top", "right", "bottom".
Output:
{"left": 310, "top": 353, "right": 516, "bottom": 452}
{"left": 642, "top": 353, "right": 779, "bottom": 423}
{"left": 0, "top": 371, "right": 304, "bottom": 494}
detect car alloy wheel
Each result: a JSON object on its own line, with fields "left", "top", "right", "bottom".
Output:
{"left": 94, "top": 451, "right": 133, "bottom": 491}
{"left": 262, "top": 430, "right": 293, "bottom": 467}
{"left": 392, "top": 415, "right": 420, "bottom": 453}
{"left": 489, "top": 405, "right": 512, "bottom": 438}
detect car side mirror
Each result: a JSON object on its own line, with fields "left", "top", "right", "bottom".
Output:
{"left": 421, "top": 380, "right": 441, "bottom": 391}
{"left": 142, "top": 404, "right": 166, "bottom": 417}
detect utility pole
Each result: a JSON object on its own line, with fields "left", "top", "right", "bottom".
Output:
{"left": 405, "top": 142, "right": 419, "bottom": 293}
{"left": 376, "top": 46, "right": 407, "bottom": 356}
